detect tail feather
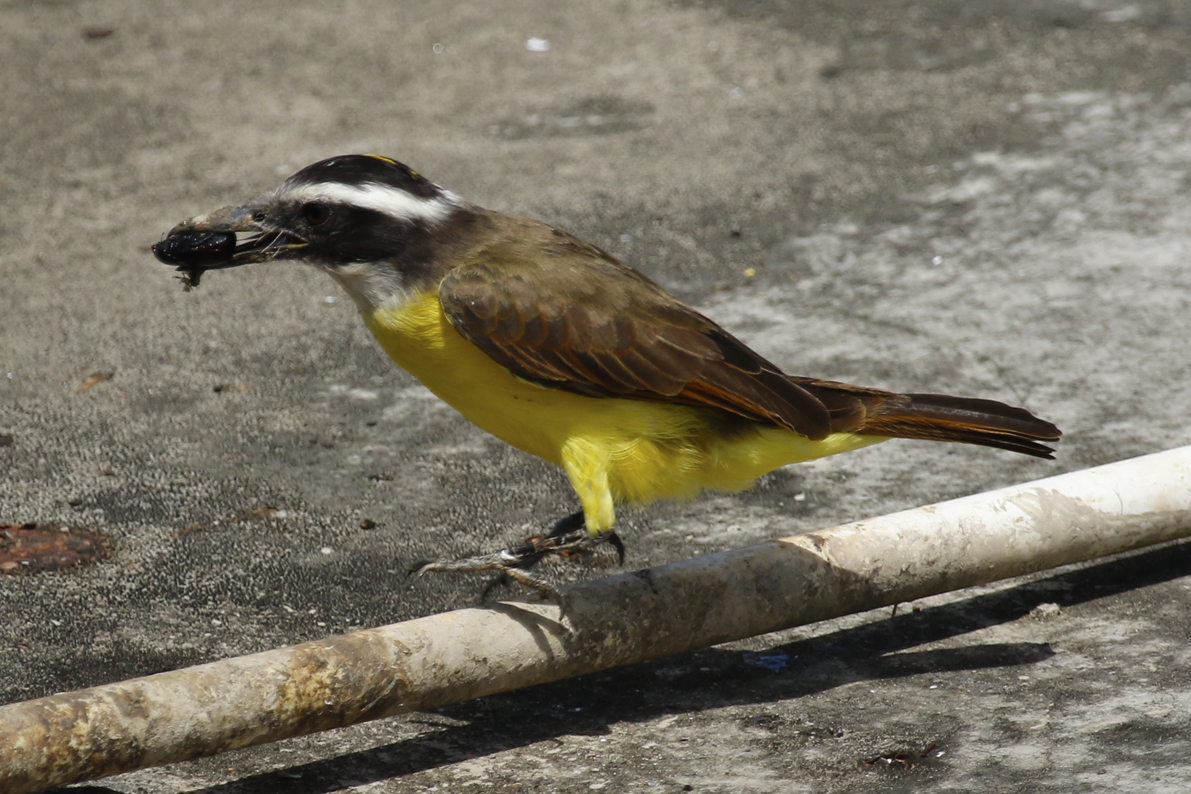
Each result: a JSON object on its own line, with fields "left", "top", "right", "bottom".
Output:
{"left": 789, "top": 378, "right": 1061, "bottom": 459}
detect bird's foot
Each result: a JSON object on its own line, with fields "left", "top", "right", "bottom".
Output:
{"left": 408, "top": 548, "right": 560, "bottom": 600}
{"left": 408, "top": 511, "right": 624, "bottom": 601}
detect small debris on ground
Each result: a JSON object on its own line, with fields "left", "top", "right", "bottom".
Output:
{"left": 234, "top": 506, "right": 285, "bottom": 524}
{"left": 742, "top": 653, "right": 792, "bottom": 673}
{"left": 75, "top": 371, "right": 114, "bottom": 394}
{"left": 0, "top": 523, "right": 113, "bottom": 573}
{"left": 864, "top": 741, "right": 942, "bottom": 770}
{"left": 1029, "top": 602, "right": 1062, "bottom": 620}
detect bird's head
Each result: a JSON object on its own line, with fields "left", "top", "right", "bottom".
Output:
{"left": 153, "top": 154, "right": 474, "bottom": 307}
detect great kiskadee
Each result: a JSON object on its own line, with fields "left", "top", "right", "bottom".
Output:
{"left": 154, "top": 154, "right": 1060, "bottom": 594}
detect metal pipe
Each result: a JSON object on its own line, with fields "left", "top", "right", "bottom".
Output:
{"left": 3, "top": 446, "right": 1191, "bottom": 793}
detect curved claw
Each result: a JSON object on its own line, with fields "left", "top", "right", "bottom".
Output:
{"left": 406, "top": 559, "right": 434, "bottom": 579}
{"left": 604, "top": 531, "right": 626, "bottom": 565}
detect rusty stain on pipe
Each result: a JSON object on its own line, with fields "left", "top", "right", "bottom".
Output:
{"left": 3, "top": 446, "right": 1191, "bottom": 792}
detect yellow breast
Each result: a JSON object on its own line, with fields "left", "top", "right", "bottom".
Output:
{"left": 364, "top": 290, "right": 883, "bottom": 532}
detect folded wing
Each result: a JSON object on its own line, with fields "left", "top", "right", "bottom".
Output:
{"left": 439, "top": 223, "right": 833, "bottom": 439}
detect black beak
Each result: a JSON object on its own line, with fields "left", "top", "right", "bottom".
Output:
{"left": 152, "top": 204, "right": 306, "bottom": 289}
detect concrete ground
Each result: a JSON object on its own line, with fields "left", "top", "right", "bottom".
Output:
{"left": 3, "top": 0, "right": 1191, "bottom": 791}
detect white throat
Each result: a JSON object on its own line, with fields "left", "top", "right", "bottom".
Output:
{"left": 322, "top": 262, "right": 418, "bottom": 316}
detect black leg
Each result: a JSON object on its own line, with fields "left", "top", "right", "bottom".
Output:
{"left": 546, "top": 509, "right": 586, "bottom": 537}
{"left": 538, "top": 510, "right": 624, "bottom": 562}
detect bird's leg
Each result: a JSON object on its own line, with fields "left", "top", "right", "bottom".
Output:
{"left": 409, "top": 510, "right": 624, "bottom": 600}
{"left": 534, "top": 509, "right": 625, "bottom": 565}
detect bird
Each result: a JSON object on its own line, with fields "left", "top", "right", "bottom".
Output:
{"left": 153, "top": 154, "right": 1061, "bottom": 596}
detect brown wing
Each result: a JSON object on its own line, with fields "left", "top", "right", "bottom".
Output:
{"left": 439, "top": 220, "right": 832, "bottom": 439}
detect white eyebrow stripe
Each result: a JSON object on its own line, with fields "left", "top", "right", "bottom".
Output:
{"left": 282, "top": 182, "right": 459, "bottom": 224}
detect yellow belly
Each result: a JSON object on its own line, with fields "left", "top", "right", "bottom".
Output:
{"left": 365, "top": 291, "right": 884, "bottom": 533}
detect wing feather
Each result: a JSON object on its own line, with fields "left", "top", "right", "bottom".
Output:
{"left": 439, "top": 221, "right": 832, "bottom": 438}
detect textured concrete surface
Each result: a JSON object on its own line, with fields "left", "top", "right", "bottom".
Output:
{"left": 3, "top": 0, "right": 1191, "bottom": 791}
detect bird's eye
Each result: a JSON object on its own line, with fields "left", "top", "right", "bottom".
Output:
{"left": 302, "top": 203, "right": 331, "bottom": 226}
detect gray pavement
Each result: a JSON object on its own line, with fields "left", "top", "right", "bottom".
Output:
{"left": 3, "top": 0, "right": 1191, "bottom": 791}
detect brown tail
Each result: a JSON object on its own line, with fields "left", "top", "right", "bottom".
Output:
{"left": 790, "top": 378, "right": 1062, "bottom": 459}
